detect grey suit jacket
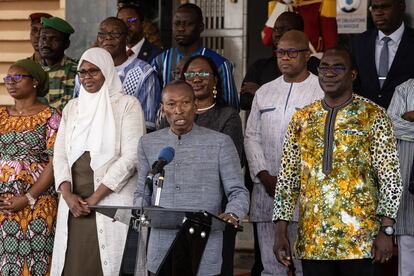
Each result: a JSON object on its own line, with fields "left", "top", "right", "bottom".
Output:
{"left": 134, "top": 125, "right": 249, "bottom": 275}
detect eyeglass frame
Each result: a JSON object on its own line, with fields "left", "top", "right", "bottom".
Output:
{"left": 126, "top": 17, "right": 138, "bottom": 24}
{"left": 275, "top": 48, "right": 309, "bottom": 59}
{"left": 77, "top": 69, "right": 102, "bottom": 78}
{"left": 97, "top": 31, "right": 127, "bottom": 39}
{"left": 183, "top": 71, "right": 213, "bottom": 81}
{"left": 317, "top": 65, "right": 348, "bottom": 76}
{"left": 3, "top": 74, "right": 33, "bottom": 84}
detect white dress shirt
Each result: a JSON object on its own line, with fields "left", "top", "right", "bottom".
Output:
{"left": 375, "top": 22, "right": 405, "bottom": 73}
{"left": 126, "top": 37, "right": 145, "bottom": 60}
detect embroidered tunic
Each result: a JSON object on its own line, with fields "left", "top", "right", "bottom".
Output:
{"left": 273, "top": 95, "right": 403, "bottom": 260}
{"left": 245, "top": 73, "right": 323, "bottom": 222}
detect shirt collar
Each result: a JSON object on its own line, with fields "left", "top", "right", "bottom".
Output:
{"left": 378, "top": 22, "right": 405, "bottom": 44}
{"left": 175, "top": 47, "right": 204, "bottom": 58}
{"left": 168, "top": 124, "right": 197, "bottom": 140}
{"left": 128, "top": 37, "right": 145, "bottom": 56}
{"left": 42, "top": 55, "right": 68, "bottom": 71}
{"left": 322, "top": 94, "right": 354, "bottom": 111}
{"left": 115, "top": 56, "right": 135, "bottom": 74}
{"left": 281, "top": 72, "right": 312, "bottom": 84}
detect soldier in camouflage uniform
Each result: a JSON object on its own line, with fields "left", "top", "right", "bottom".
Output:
{"left": 39, "top": 16, "right": 78, "bottom": 110}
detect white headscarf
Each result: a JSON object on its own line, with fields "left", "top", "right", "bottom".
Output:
{"left": 69, "top": 47, "right": 122, "bottom": 170}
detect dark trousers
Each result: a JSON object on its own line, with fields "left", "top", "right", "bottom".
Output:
{"left": 302, "top": 259, "right": 383, "bottom": 276}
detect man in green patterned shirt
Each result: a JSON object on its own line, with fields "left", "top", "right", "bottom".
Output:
{"left": 39, "top": 16, "right": 78, "bottom": 110}
{"left": 273, "top": 47, "right": 403, "bottom": 276}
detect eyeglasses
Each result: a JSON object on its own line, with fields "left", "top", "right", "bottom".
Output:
{"left": 275, "top": 48, "right": 309, "bottom": 59}
{"left": 3, "top": 74, "right": 33, "bottom": 84}
{"left": 183, "top": 71, "right": 212, "bottom": 81}
{"left": 369, "top": 3, "right": 393, "bottom": 12}
{"left": 77, "top": 69, "right": 101, "bottom": 78}
{"left": 317, "top": 66, "right": 347, "bottom": 76}
{"left": 127, "top": 17, "right": 138, "bottom": 23}
{"left": 97, "top": 32, "right": 127, "bottom": 39}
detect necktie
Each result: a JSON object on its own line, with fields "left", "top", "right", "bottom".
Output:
{"left": 127, "top": 48, "right": 134, "bottom": 57}
{"left": 378, "top": 36, "right": 391, "bottom": 89}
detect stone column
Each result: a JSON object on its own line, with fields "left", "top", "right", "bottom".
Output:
{"left": 65, "top": 0, "right": 117, "bottom": 59}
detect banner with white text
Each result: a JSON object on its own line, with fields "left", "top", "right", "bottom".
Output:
{"left": 337, "top": 0, "right": 368, "bottom": 34}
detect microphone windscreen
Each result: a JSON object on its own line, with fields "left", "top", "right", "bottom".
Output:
{"left": 158, "top": 146, "right": 175, "bottom": 164}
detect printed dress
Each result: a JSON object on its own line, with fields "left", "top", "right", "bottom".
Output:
{"left": 0, "top": 107, "right": 60, "bottom": 276}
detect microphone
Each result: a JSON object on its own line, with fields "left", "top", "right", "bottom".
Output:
{"left": 148, "top": 146, "right": 175, "bottom": 178}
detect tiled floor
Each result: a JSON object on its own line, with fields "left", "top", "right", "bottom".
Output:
{"left": 234, "top": 251, "right": 254, "bottom": 276}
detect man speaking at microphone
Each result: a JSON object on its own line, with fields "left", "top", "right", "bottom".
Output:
{"left": 133, "top": 80, "right": 249, "bottom": 276}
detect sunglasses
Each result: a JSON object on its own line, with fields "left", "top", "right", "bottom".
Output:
{"left": 183, "top": 71, "right": 212, "bottom": 80}
{"left": 127, "top": 17, "right": 138, "bottom": 23}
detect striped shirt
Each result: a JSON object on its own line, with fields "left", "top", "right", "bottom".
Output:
{"left": 41, "top": 55, "right": 78, "bottom": 110}
{"left": 387, "top": 78, "right": 414, "bottom": 235}
{"left": 74, "top": 57, "right": 161, "bottom": 130}
{"left": 151, "top": 47, "right": 239, "bottom": 110}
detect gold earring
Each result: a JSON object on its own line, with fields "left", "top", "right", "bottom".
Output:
{"left": 33, "top": 85, "right": 37, "bottom": 88}
{"left": 213, "top": 86, "right": 217, "bottom": 99}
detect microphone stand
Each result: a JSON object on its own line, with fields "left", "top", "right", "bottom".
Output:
{"left": 154, "top": 169, "right": 165, "bottom": 207}
{"left": 138, "top": 160, "right": 158, "bottom": 226}
{"left": 132, "top": 165, "right": 158, "bottom": 275}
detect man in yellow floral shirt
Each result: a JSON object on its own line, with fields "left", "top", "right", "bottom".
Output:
{"left": 273, "top": 47, "right": 403, "bottom": 276}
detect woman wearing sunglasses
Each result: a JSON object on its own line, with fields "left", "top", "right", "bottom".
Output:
{"left": 0, "top": 59, "right": 60, "bottom": 275}
{"left": 159, "top": 55, "right": 243, "bottom": 161}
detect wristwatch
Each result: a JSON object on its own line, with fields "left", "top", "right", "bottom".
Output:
{"left": 25, "top": 192, "right": 36, "bottom": 208}
{"left": 228, "top": 212, "right": 240, "bottom": 223}
{"left": 380, "top": 225, "right": 395, "bottom": 236}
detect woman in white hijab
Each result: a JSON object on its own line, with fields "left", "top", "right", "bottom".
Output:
{"left": 51, "top": 47, "right": 145, "bottom": 276}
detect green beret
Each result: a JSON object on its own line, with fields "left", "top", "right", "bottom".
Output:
{"left": 41, "top": 16, "right": 74, "bottom": 35}
{"left": 13, "top": 59, "right": 49, "bottom": 97}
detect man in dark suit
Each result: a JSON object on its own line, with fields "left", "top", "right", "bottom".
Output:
{"left": 240, "top": 11, "right": 320, "bottom": 111}
{"left": 117, "top": 4, "right": 162, "bottom": 63}
{"left": 352, "top": 0, "right": 414, "bottom": 108}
